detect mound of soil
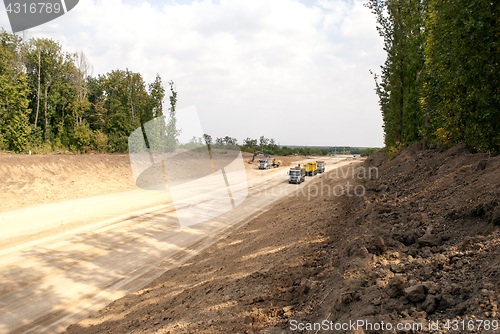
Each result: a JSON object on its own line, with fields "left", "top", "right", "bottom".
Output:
{"left": 0, "top": 153, "right": 136, "bottom": 212}
{"left": 0, "top": 151, "right": 299, "bottom": 213}
{"left": 315, "top": 143, "right": 499, "bottom": 333}
{"left": 66, "top": 144, "right": 499, "bottom": 333}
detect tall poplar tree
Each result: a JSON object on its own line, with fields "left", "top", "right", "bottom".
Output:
{"left": 0, "top": 30, "right": 30, "bottom": 152}
{"left": 366, "top": 0, "right": 427, "bottom": 148}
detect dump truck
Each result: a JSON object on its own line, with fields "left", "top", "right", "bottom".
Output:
{"left": 288, "top": 167, "right": 305, "bottom": 184}
{"left": 258, "top": 158, "right": 273, "bottom": 170}
{"left": 251, "top": 152, "right": 281, "bottom": 169}
{"left": 316, "top": 161, "right": 326, "bottom": 173}
{"left": 305, "top": 162, "right": 317, "bottom": 176}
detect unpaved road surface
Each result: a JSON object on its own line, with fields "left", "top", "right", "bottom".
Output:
{"left": 0, "top": 156, "right": 351, "bottom": 333}
{"left": 63, "top": 144, "right": 499, "bottom": 334}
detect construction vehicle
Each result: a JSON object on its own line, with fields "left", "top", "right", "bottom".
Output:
{"left": 258, "top": 158, "right": 273, "bottom": 169}
{"left": 304, "top": 162, "right": 317, "bottom": 176}
{"left": 288, "top": 166, "right": 305, "bottom": 184}
{"left": 316, "top": 161, "right": 326, "bottom": 173}
{"left": 249, "top": 151, "right": 270, "bottom": 163}
{"left": 250, "top": 151, "right": 282, "bottom": 169}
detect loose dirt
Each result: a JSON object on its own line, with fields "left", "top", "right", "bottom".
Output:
{"left": 0, "top": 153, "right": 136, "bottom": 212}
{"left": 64, "top": 143, "right": 499, "bottom": 334}
{"left": 0, "top": 152, "right": 301, "bottom": 213}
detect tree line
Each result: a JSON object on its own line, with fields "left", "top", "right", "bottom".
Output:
{"left": 199, "top": 134, "right": 377, "bottom": 157}
{"left": 366, "top": 0, "right": 498, "bottom": 154}
{"left": 0, "top": 29, "right": 173, "bottom": 153}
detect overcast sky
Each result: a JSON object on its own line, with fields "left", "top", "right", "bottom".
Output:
{"left": 1, "top": 0, "right": 386, "bottom": 147}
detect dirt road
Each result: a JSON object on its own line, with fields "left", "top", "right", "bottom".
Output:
{"left": 0, "top": 156, "right": 351, "bottom": 333}
{"left": 63, "top": 144, "right": 499, "bottom": 334}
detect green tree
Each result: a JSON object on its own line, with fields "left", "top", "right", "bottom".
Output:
{"left": 366, "top": 0, "right": 427, "bottom": 147}
{"left": 422, "top": 0, "right": 499, "bottom": 152}
{"left": 369, "top": 0, "right": 499, "bottom": 153}
{"left": 149, "top": 74, "right": 165, "bottom": 118}
{"left": 97, "top": 69, "right": 152, "bottom": 152}
{"left": 25, "top": 38, "right": 67, "bottom": 142}
{"left": 165, "top": 81, "right": 180, "bottom": 152}
{"left": 0, "top": 32, "right": 176, "bottom": 154}
{"left": 203, "top": 133, "right": 212, "bottom": 148}
{"left": 0, "top": 30, "right": 31, "bottom": 152}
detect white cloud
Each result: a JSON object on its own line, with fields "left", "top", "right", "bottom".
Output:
{"left": 1, "top": 0, "right": 386, "bottom": 147}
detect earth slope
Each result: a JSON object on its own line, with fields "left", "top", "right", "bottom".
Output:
{"left": 66, "top": 144, "right": 499, "bottom": 333}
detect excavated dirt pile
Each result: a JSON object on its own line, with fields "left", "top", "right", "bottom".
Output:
{"left": 66, "top": 143, "right": 499, "bottom": 333}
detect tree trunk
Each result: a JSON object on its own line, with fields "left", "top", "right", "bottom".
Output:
{"left": 35, "top": 50, "right": 41, "bottom": 129}
{"left": 129, "top": 82, "right": 135, "bottom": 123}
{"left": 44, "top": 85, "right": 48, "bottom": 142}
{"left": 61, "top": 103, "right": 65, "bottom": 139}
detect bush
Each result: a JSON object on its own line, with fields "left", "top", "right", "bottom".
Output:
{"left": 51, "top": 137, "right": 67, "bottom": 153}
{"left": 73, "top": 122, "right": 93, "bottom": 152}
{"left": 360, "top": 148, "right": 381, "bottom": 157}
{"left": 93, "top": 130, "right": 108, "bottom": 152}
{"left": 0, "top": 133, "right": 5, "bottom": 150}
{"left": 27, "top": 126, "right": 45, "bottom": 153}
{"left": 108, "top": 134, "right": 129, "bottom": 153}
{"left": 382, "top": 142, "right": 404, "bottom": 159}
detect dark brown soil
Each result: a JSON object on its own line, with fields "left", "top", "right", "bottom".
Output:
{"left": 65, "top": 143, "right": 499, "bottom": 333}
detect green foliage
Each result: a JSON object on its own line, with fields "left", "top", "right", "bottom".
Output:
{"left": 5, "top": 111, "right": 30, "bottom": 152}
{"left": 143, "top": 116, "right": 170, "bottom": 152}
{"left": 423, "top": 0, "right": 499, "bottom": 153}
{"left": 0, "top": 30, "right": 31, "bottom": 152}
{"left": 165, "top": 81, "right": 180, "bottom": 152}
{"left": 225, "top": 135, "right": 377, "bottom": 157}
{"left": 108, "top": 133, "right": 129, "bottom": 153}
{"left": 381, "top": 141, "right": 405, "bottom": 159}
{"left": 0, "top": 29, "right": 171, "bottom": 154}
{"left": 360, "top": 147, "right": 381, "bottom": 157}
{"left": 368, "top": 0, "right": 499, "bottom": 154}
{"left": 366, "top": 0, "right": 426, "bottom": 148}
{"left": 28, "top": 126, "right": 44, "bottom": 151}
{"left": 149, "top": 74, "right": 165, "bottom": 117}
{"left": 73, "top": 121, "right": 93, "bottom": 152}
{"left": 180, "top": 136, "right": 205, "bottom": 150}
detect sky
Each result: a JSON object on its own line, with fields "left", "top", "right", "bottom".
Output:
{"left": 0, "top": 0, "right": 386, "bottom": 147}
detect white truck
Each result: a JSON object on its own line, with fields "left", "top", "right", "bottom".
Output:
{"left": 258, "top": 158, "right": 273, "bottom": 170}
{"left": 288, "top": 167, "right": 306, "bottom": 184}
{"left": 316, "top": 161, "right": 326, "bottom": 173}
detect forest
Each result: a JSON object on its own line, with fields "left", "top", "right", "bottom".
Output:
{"left": 0, "top": 27, "right": 378, "bottom": 157}
{"left": 0, "top": 29, "right": 168, "bottom": 153}
{"left": 366, "top": 0, "right": 499, "bottom": 154}
{"left": 2, "top": 0, "right": 498, "bottom": 156}
{"left": 183, "top": 134, "right": 378, "bottom": 157}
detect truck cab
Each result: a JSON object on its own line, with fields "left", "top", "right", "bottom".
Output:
{"left": 288, "top": 167, "right": 306, "bottom": 184}
{"left": 316, "top": 161, "right": 326, "bottom": 173}
{"left": 258, "top": 159, "right": 271, "bottom": 170}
